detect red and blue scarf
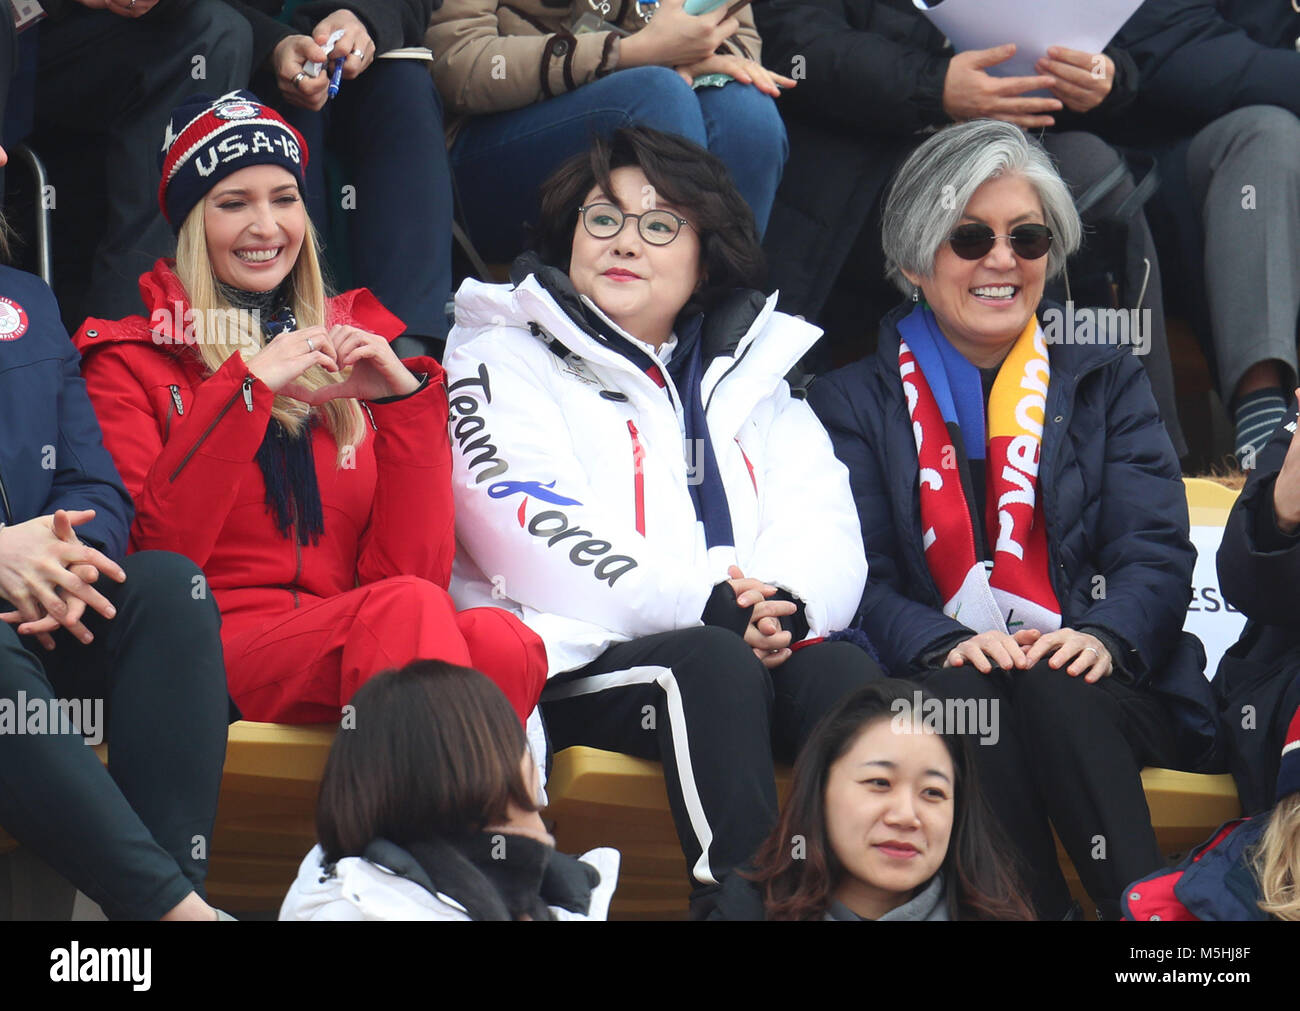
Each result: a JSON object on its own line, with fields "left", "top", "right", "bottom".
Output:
{"left": 898, "top": 305, "right": 1060, "bottom": 635}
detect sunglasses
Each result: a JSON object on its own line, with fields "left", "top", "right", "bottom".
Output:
{"left": 947, "top": 222, "right": 1053, "bottom": 261}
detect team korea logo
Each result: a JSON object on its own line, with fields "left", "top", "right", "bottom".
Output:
{"left": 214, "top": 101, "right": 259, "bottom": 121}
{"left": 0, "top": 296, "right": 29, "bottom": 341}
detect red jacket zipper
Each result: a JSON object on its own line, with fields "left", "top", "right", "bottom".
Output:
{"left": 169, "top": 376, "right": 254, "bottom": 482}
{"left": 165, "top": 384, "right": 184, "bottom": 441}
{"left": 628, "top": 419, "right": 646, "bottom": 536}
{"left": 289, "top": 517, "right": 302, "bottom": 609}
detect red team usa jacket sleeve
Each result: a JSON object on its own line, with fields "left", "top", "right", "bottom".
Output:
{"left": 356, "top": 357, "right": 457, "bottom": 589}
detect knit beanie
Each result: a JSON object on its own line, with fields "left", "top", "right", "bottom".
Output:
{"left": 158, "top": 90, "right": 309, "bottom": 232}
{"left": 1277, "top": 702, "right": 1300, "bottom": 802}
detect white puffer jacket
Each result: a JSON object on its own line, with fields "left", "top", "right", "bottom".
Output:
{"left": 444, "top": 268, "right": 867, "bottom": 675}
{"left": 280, "top": 843, "right": 621, "bottom": 921}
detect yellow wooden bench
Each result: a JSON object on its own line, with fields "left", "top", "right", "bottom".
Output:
{"left": 545, "top": 747, "right": 1242, "bottom": 919}
{"left": 1184, "top": 475, "right": 1241, "bottom": 525}
{"left": 200, "top": 722, "right": 337, "bottom": 911}
{"left": 0, "top": 477, "right": 1249, "bottom": 917}
{"left": 0, "top": 729, "right": 1244, "bottom": 918}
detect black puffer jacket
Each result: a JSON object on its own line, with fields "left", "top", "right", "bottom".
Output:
{"left": 1113, "top": 0, "right": 1300, "bottom": 139}
{"left": 1215, "top": 398, "right": 1300, "bottom": 812}
{"left": 223, "top": 0, "right": 439, "bottom": 75}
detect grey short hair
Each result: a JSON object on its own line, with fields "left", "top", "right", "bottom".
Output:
{"left": 881, "top": 120, "right": 1083, "bottom": 295}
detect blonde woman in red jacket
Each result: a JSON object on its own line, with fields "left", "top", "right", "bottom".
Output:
{"left": 74, "top": 91, "right": 546, "bottom": 725}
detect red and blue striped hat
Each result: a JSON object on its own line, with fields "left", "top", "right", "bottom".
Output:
{"left": 158, "top": 90, "right": 309, "bottom": 233}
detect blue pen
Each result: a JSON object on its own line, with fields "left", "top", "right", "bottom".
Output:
{"left": 328, "top": 57, "right": 344, "bottom": 100}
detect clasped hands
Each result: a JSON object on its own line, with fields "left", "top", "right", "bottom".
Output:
{"left": 943, "top": 43, "right": 1115, "bottom": 128}
{"left": 0, "top": 509, "right": 125, "bottom": 651}
{"left": 725, "top": 564, "right": 797, "bottom": 669}
{"left": 944, "top": 626, "right": 1113, "bottom": 683}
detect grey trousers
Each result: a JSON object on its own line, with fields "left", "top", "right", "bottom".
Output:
{"left": 1041, "top": 130, "right": 1186, "bottom": 457}
{"left": 1184, "top": 105, "right": 1300, "bottom": 402}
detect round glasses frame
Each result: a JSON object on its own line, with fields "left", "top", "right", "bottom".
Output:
{"left": 578, "top": 202, "right": 694, "bottom": 246}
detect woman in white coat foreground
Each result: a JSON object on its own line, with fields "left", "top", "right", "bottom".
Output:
{"left": 445, "top": 127, "right": 882, "bottom": 917}
{"left": 281, "top": 660, "right": 618, "bottom": 921}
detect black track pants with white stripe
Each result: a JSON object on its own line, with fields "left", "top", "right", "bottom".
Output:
{"left": 542, "top": 626, "right": 884, "bottom": 911}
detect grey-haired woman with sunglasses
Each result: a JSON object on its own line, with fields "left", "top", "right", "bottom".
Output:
{"left": 809, "top": 120, "right": 1221, "bottom": 921}
{"left": 444, "top": 126, "right": 885, "bottom": 918}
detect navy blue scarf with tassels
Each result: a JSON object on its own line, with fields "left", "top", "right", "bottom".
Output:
{"left": 666, "top": 314, "right": 734, "bottom": 550}
{"left": 255, "top": 413, "right": 324, "bottom": 547}
{"left": 223, "top": 285, "right": 324, "bottom": 547}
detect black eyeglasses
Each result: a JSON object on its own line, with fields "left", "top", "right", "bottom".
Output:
{"left": 578, "top": 202, "right": 693, "bottom": 246}
{"left": 947, "top": 223, "right": 1053, "bottom": 261}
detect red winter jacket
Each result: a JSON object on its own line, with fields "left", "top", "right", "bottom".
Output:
{"left": 72, "top": 260, "right": 455, "bottom": 638}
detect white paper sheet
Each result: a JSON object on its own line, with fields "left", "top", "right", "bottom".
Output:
{"left": 914, "top": 0, "right": 1144, "bottom": 79}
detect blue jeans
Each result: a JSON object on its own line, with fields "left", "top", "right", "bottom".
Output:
{"left": 450, "top": 66, "right": 788, "bottom": 261}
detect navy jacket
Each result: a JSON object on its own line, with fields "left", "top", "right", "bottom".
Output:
{"left": 1218, "top": 399, "right": 1300, "bottom": 654}
{"left": 0, "top": 266, "right": 132, "bottom": 559}
{"left": 809, "top": 301, "right": 1219, "bottom": 770}
{"left": 1123, "top": 816, "right": 1270, "bottom": 921}
{"left": 1114, "top": 0, "right": 1300, "bottom": 137}
{"left": 1214, "top": 399, "right": 1300, "bottom": 812}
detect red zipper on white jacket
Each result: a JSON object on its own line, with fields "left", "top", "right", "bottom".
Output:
{"left": 736, "top": 438, "right": 757, "bottom": 493}
{"left": 627, "top": 420, "right": 646, "bottom": 536}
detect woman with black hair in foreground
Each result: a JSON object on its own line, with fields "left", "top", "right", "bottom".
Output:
{"left": 712, "top": 679, "right": 1033, "bottom": 920}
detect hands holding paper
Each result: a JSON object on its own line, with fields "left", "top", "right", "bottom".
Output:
{"left": 1036, "top": 46, "right": 1114, "bottom": 113}
{"left": 942, "top": 42, "right": 1113, "bottom": 127}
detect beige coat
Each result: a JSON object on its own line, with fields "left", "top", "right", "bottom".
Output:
{"left": 426, "top": 0, "right": 763, "bottom": 138}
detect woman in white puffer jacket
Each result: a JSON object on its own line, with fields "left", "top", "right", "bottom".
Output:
{"left": 444, "top": 127, "right": 882, "bottom": 919}
{"left": 280, "top": 659, "right": 619, "bottom": 922}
